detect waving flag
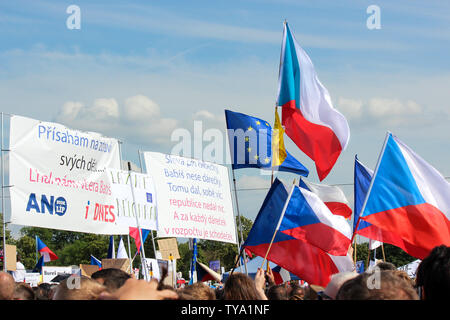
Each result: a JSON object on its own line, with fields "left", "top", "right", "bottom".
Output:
{"left": 354, "top": 155, "right": 425, "bottom": 256}
{"left": 279, "top": 185, "right": 352, "bottom": 256}
{"left": 36, "top": 236, "right": 58, "bottom": 262}
{"left": 90, "top": 255, "right": 102, "bottom": 268}
{"left": 107, "top": 236, "right": 115, "bottom": 259}
{"left": 277, "top": 22, "right": 350, "bottom": 181}
{"left": 243, "top": 178, "right": 354, "bottom": 287}
{"left": 225, "top": 109, "right": 309, "bottom": 176}
{"left": 129, "top": 227, "right": 151, "bottom": 254}
{"left": 360, "top": 133, "right": 450, "bottom": 259}
{"left": 32, "top": 256, "right": 45, "bottom": 274}
{"left": 117, "top": 236, "right": 128, "bottom": 259}
{"left": 196, "top": 261, "right": 221, "bottom": 282}
{"left": 300, "top": 179, "right": 352, "bottom": 218}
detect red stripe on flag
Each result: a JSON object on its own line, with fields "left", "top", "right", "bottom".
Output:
{"left": 325, "top": 202, "right": 352, "bottom": 219}
{"left": 362, "top": 203, "right": 450, "bottom": 259}
{"left": 282, "top": 100, "right": 342, "bottom": 181}
{"left": 280, "top": 223, "right": 351, "bottom": 256}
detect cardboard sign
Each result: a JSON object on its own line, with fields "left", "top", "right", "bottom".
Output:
{"left": 5, "top": 244, "right": 17, "bottom": 271}
{"left": 157, "top": 238, "right": 180, "bottom": 260}
{"left": 80, "top": 264, "right": 100, "bottom": 277}
{"left": 101, "top": 258, "right": 130, "bottom": 273}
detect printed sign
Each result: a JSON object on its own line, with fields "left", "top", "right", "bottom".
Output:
{"left": 108, "top": 169, "right": 158, "bottom": 231}
{"left": 9, "top": 115, "right": 127, "bottom": 235}
{"left": 42, "top": 266, "right": 73, "bottom": 283}
{"left": 143, "top": 152, "right": 237, "bottom": 244}
{"left": 24, "top": 273, "right": 42, "bottom": 287}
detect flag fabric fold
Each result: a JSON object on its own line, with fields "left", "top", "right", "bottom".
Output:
{"left": 117, "top": 236, "right": 128, "bottom": 259}
{"left": 196, "top": 261, "right": 221, "bottom": 282}
{"left": 107, "top": 236, "right": 115, "bottom": 259}
{"left": 36, "top": 236, "right": 58, "bottom": 262}
{"left": 32, "top": 256, "right": 45, "bottom": 274}
{"left": 300, "top": 179, "right": 352, "bottom": 218}
{"left": 354, "top": 155, "right": 432, "bottom": 257}
{"left": 129, "top": 227, "right": 151, "bottom": 254}
{"left": 276, "top": 22, "right": 350, "bottom": 181}
{"left": 90, "top": 255, "right": 102, "bottom": 268}
{"left": 279, "top": 185, "right": 352, "bottom": 256}
{"left": 243, "top": 178, "right": 354, "bottom": 287}
{"left": 225, "top": 109, "right": 309, "bottom": 176}
{"left": 360, "top": 133, "right": 450, "bottom": 259}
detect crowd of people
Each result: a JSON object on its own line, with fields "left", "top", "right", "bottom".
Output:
{"left": 0, "top": 245, "right": 448, "bottom": 301}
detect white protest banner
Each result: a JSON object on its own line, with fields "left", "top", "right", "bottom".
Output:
{"left": 9, "top": 115, "right": 127, "bottom": 234}
{"left": 24, "top": 273, "right": 41, "bottom": 287}
{"left": 42, "top": 266, "right": 73, "bottom": 283}
{"left": 143, "top": 152, "right": 237, "bottom": 244}
{"left": 107, "top": 169, "right": 158, "bottom": 231}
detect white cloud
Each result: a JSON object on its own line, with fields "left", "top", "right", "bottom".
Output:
{"left": 55, "top": 94, "right": 178, "bottom": 146}
{"left": 236, "top": 175, "right": 270, "bottom": 190}
{"left": 337, "top": 97, "right": 364, "bottom": 119}
{"left": 368, "top": 98, "right": 421, "bottom": 118}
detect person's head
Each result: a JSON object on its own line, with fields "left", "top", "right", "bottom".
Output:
{"left": 35, "top": 283, "right": 52, "bottom": 300}
{"left": 91, "top": 268, "right": 132, "bottom": 293}
{"left": 53, "top": 275, "right": 107, "bottom": 300}
{"left": 266, "top": 284, "right": 288, "bottom": 300}
{"left": 178, "top": 282, "right": 216, "bottom": 300}
{"left": 415, "top": 245, "right": 450, "bottom": 300}
{"left": 376, "top": 261, "right": 397, "bottom": 271}
{"left": 13, "top": 283, "right": 35, "bottom": 300}
{"left": 0, "top": 272, "right": 15, "bottom": 300}
{"left": 288, "top": 283, "right": 304, "bottom": 300}
{"left": 336, "top": 270, "right": 418, "bottom": 300}
{"left": 223, "top": 272, "right": 260, "bottom": 300}
{"left": 322, "top": 272, "right": 358, "bottom": 300}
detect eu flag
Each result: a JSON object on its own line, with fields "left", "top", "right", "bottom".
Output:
{"left": 225, "top": 109, "right": 309, "bottom": 176}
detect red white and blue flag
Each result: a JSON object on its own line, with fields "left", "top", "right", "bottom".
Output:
{"left": 300, "top": 179, "right": 352, "bottom": 218}
{"left": 277, "top": 22, "right": 350, "bottom": 181}
{"left": 360, "top": 133, "right": 450, "bottom": 259}
{"left": 36, "top": 236, "right": 58, "bottom": 262}
{"left": 279, "top": 184, "right": 352, "bottom": 256}
{"left": 90, "top": 255, "right": 102, "bottom": 269}
{"left": 243, "top": 179, "right": 354, "bottom": 287}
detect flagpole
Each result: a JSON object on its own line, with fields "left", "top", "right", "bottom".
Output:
{"left": 127, "top": 162, "right": 149, "bottom": 281}
{"left": 358, "top": 132, "right": 391, "bottom": 227}
{"left": 138, "top": 150, "right": 158, "bottom": 259}
{"left": 353, "top": 236, "right": 358, "bottom": 264}
{"left": 231, "top": 168, "right": 248, "bottom": 275}
{"left": 1, "top": 112, "right": 6, "bottom": 272}
{"left": 381, "top": 243, "right": 386, "bottom": 262}
{"left": 260, "top": 184, "right": 296, "bottom": 269}
{"left": 127, "top": 235, "right": 133, "bottom": 273}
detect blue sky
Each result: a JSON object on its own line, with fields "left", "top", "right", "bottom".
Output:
{"left": 1, "top": 1, "right": 449, "bottom": 236}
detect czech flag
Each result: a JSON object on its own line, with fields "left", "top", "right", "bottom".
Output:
{"left": 353, "top": 156, "right": 425, "bottom": 255}
{"left": 36, "top": 236, "right": 58, "bottom": 262}
{"left": 225, "top": 109, "right": 309, "bottom": 177}
{"left": 90, "top": 255, "right": 102, "bottom": 268}
{"left": 279, "top": 185, "right": 352, "bottom": 256}
{"left": 129, "top": 227, "right": 151, "bottom": 254}
{"left": 277, "top": 22, "right": 350, "bottom": 181}
{"left": 360, "top": 133, "right": 450, "bottom": 259}
{"left": 300, "top": 178, "right": 352, "bottom": 218}
{"left": 243, "top": 178, "right": 354, "bottom": 287}
{"left": 107, "top": 236, "right": 115, "bottom": 259}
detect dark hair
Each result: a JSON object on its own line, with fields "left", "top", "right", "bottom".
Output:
{"left": 415, "top": 245, "right": 450, "bottom": 300}
{"left": 223, "top": 273, "right": 260, "bottom": 300}
{"left": 336, "top": 270, "right": 418, "bottom": 300}
{"left": 91, "top": 268, "right": 131, "bottom": 292}
{"left": 35, "top": 283, "right": 52, "bottom": 300}
{"left": 14, "top": 283, "right": 35, "bottom": 300}
{"left": 266, "top": 284, "right": 288, "bottom": 300}
{"left": 375, "top": 261, "right": 397, "bottom": 271}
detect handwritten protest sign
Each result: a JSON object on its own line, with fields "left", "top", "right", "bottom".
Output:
{"left": 157, "top": 238, "right": 180, "bottom": 260}
{"left": 9, "top": 115, "right": 127, "bottom": 235}
{"left": 143, "top": 152, "right": 237, "bottom": 244}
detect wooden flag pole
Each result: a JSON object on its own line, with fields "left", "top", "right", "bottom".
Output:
{"left": 381, "top": 243, "right": 386, "bottom": 262}
{"left": 260, "top": 184, "right": 296, "bottom": 269}
{"left": 353, "top": 236, "right": 358, "bottom": 264}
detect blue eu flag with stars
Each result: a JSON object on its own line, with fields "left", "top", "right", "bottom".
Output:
{"left": 225, "top": 109, "right": 309, "bottom": 176}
